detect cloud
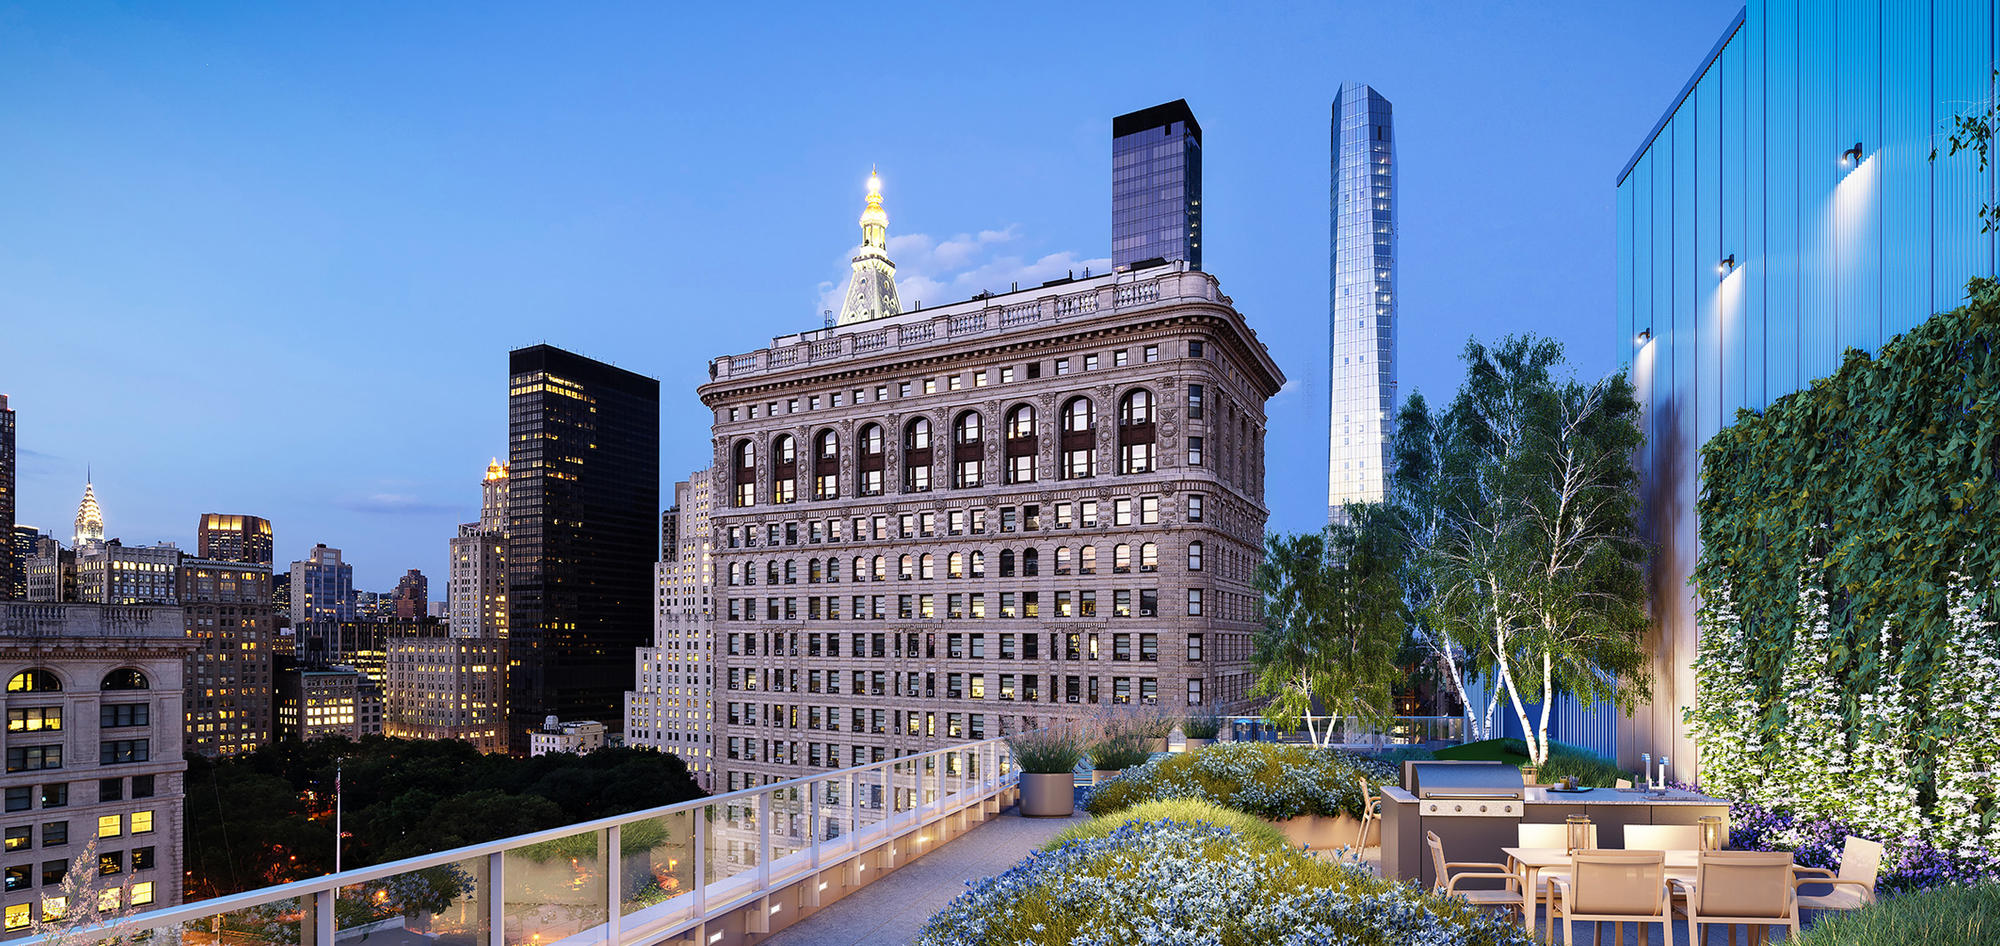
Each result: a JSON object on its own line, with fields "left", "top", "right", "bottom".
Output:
{"left": 818, "top": 225, "right": 1111, "bottom": 318}
{"left": 336, "top": 493, "right": 458, "bottom": 515}
{"left": 1273, "top": 377, "right": 1302, "bottom": 400}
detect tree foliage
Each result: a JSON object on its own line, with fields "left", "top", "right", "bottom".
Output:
{"left": 1250, "top": 505, "right": 1406, "bottom": 746}
{"left": 1688, "top": 280, "right": 2000, "bottom": 856}
{"left": 1391, "top": 336, "right": 1650, "bottom": 765}
{"left": 184, "top": 736, "right": 704, "bottom": 899}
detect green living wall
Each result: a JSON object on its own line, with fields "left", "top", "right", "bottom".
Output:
{"left": 1687, "top": 279, "right": 2000, "bottom": 858}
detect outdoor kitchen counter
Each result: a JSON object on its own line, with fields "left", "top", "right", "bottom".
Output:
{"left": 1380, "top": 785, "right": 1732, "bottom": 887}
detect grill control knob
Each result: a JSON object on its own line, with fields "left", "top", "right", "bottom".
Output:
{"left": 1479, "top": 805, "right": 1489, "bottom": 813}
{"left": 1453, "top": 804, "right": 1463, "bottom": 813}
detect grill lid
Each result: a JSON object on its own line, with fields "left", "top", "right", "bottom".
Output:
{"left": 1411, "top": 761, "right": 1526, "bottom": 800}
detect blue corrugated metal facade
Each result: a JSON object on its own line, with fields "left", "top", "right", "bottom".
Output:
{"left": 1614, "top": 0, "right": 1997, "bottom": 779}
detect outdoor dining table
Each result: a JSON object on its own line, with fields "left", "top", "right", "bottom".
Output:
{"left": 1500, "top": 846, "right": 1707, "bottom": 940}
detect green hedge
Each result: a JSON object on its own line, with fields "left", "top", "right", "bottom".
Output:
{"left": 1687, "top": 279, "right": 2000, "bottom": 858}
{"left": 1083, "top": 741, "right": 1393, "bottom": 821}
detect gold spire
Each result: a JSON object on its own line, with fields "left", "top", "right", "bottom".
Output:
{"left": 485, "top": 457, "right": 508, "bottom": 482}
{"left": 838, "top": 166, "right": 902, "bottom": 326}
{"left": 74, "top": 478, "right": 104, "bottom": 548}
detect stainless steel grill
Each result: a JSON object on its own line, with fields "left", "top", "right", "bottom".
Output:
{"left": 1410, "top": 761, "right": 1524, "bottom": 817}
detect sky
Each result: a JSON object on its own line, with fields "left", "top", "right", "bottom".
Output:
{"left": 0, "top": 1, "right": 1744, "bottom": 591}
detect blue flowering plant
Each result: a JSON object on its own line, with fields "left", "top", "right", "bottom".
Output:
{"left": 1083, "top": 741, "right": 1395, "bottom": 821}
{"left": 918, "top": 815, "right": 1537, "bottom": 946}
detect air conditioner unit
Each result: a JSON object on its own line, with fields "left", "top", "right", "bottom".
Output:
{"left": 1140, "top": 608, "right": 1156, "bottom": 617}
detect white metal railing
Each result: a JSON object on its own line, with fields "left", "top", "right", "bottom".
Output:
{"left": 27, "top": 738, "right": 1019, "bottom": 946}
{"left": 1226, "top": 715, "right": 1466, "bottom": 747}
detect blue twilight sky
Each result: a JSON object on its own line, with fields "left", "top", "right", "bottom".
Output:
{"left": 0, "top": 1, "right": 1742, "bottom": 592}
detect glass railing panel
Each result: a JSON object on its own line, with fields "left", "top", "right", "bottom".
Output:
{"left": 766, "top": 786, "right": 809, "bottom": 881}
{"left": 502, "top": 828, "right": 609, "bottom": 946}
{"left": 334, "top": 856, "right": 486, "bottom": 946}
{"left": 703, "top": 799, "right": 759, "bottom": 893}
{"left": 852, "top": 767, "right": 888, "bottom": 842}
{"left": 176, "top": 896, "right": 304, "bottom": 946}
{"left": 813, "top": 778, "right": 849, "bottom": 852}
{"left": 617, "top": 810, "right": 695, "bottom": 927}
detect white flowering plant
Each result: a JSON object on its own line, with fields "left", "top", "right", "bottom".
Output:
{"left": 1083, "top": 741, "right": 1394, "bottom": 821}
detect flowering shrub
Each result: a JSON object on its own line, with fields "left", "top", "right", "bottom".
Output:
{"left": 917, "top": 817, "right": 1536, "bottom": 946}
{"left": 1725, "top": 799, "right": 1998, "bottom": 895}
{"left": 1082, "top": 741, "right": 1395, "bottom": 821}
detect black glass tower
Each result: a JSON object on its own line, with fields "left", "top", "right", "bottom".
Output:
{"left": 0, "top": 396, "right": 15, "bottom": 600}
{"left": 506, "top": 345, "right": 660, "bottom": 753}
{"left": 1111, "top": 99, "right": 1202, "bottom": 270}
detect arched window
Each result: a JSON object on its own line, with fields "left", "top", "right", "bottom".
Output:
{"left": 1004, "top": 404, "right": 1037, "bottom": 484}
{"left": 1114, "top": 543, "right": 1133, "bottom": 574}
{"left": 771, "top": 435, "right": 798, "bottom": 504}
{"left": 1061, "top": 397, "right": 1097, "bottom": 479}
{"left": 953, "top": 412, "right": 985, "bottom": 489}
{"left": 949, "top": 552, "right": 965, "bottom": 579}
{"left": 899, "top": 554, "right": 914, "bottom": 580}
{"left": 1140, "top": 542, "right": 1158, "bottom": 572}
{"left": 970, "top": 551, "right": 985, "bottom": 578}
{"left": 743, "top": 559, "right": 757, "bottom": 585}
{"left": 6, "top": 669, "right": 60, "bottom": 693}
{"left": 766, "top": 561, "right": 780, "bottom": 585}
{"left": 827, "top": 558, "right": 842, "bottom": 582}
{"left": 853, "top": 556, "right": 868, "bottom": 581}
{"left": 1000, "top": 549, "right": 1016, "bottom": 577}
{"left": 858, "top": 424, "right": 886, "bottom": 496}
{"left": 1189, "top": 541, "right": 1204, "bottom": 572}
{"left": 1055, "top": 546, "right": 1072, "bottom": 575}
{"left": 808, "top": 559, "right": 823, "bottom": 583}
{"left": 784, "top": 560, "right": 797, "bottom": 584}
{"left": 1080, "top": 545, "right": 1098, "bottom": 575}
{"left": 814, "top": 430, "right": 840, "bottom": 500}
{"left": 920, "top": 553, "right": 935, "bottom": 580}
{"left": 732, "top": 440, "right": 757, "bottom": 507}
{"left": 1118, "top": 389, "right": 1157, "bottom": 474}
{"left": 728, "top": 563, "right": 741, "bottom": 586}
{"left": 101, "top": 669, "right": 148, "bottom": 691}
{"left": 1023, "top": 548, "right": 1040, "bottom": 577}
{"left": 872, "top": 556, "right": 887, "bottom": 581}
{"left": 904, "top": 419, "right": 933, "bottom": 492}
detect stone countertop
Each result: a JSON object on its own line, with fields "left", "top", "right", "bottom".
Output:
{"left": 1382, "top": 786, "right": 1729, "bottom": 806}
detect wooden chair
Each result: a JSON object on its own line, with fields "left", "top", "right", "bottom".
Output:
{"left": 1673, "top": 851, "right": 1799, "bottom": 945}
{"left": 1356, "top": 776, "right": 1382, "bottom": 848}
{"left": 1426, "top": 830, "right": 1526, "bottom": 919}
{"left": 1793, "top": 836, "right": 1883, "bottom": 915}
{"left": 1548, "top": 850, "right": 1671, "bottom": 946}
{"left": 1622, "top": 824, "right": 1699, "bottom": 851}
{"left": 1520, "top": 822, "right": 1600, "bottom": 850}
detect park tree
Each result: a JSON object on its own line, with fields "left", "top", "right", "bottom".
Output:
{"left": 1393, "top": 336, "right": 1650, "bottom": 766}
{"left": 1250, "top": 504, "right": 1407, "bottom": 746}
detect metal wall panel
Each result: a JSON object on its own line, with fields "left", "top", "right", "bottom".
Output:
{"left": 1882, "top": 0, "right": 1933, "bottom": 337}
{"left": 1765, "top": 0, "right": 1802, "bottom": 398}
{"left": 1697, "top": 72, "right": 1726, "bottom": 446}
{"left": 1934, "top": 0, "right": 1993, "bottom": 306}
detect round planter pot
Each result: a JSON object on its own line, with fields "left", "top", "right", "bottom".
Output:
{"left": 1018, "top": 772, "right": 1076, "bottom": 817}
{"left": 1182, "top": 737, "right": 1214, "bottom": 752}
{"left": 1267, "top": 813, "right": 1367, "bottom": 852}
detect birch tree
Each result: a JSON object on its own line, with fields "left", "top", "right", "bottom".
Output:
{"left": 1250, "top": 507, "right": 1406, "bottom": 747}
{"left": 1396, "top": 336, "right": 1650, "bottom": 766}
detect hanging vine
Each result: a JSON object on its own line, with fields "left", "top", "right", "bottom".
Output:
{"left": 1689, "top": 278, "right": 2000, "bottom": 843}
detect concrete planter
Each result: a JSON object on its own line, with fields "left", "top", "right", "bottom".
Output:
{"left": 1018, "top": 772, "right": 1076, "bottom": 817}
{"left": 1148, "top": 738, "right": 1171, "bottom": 753}
{"left": 1181, "top": 737, "right": 1214, "bottom": 752}
{"left": 1268, "top": 813, "right": 1367, "bottom": 852}
{"left": 1093, "top": 769, "right": 1125, "bottom": 785}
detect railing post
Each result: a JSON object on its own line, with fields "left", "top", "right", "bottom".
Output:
{"left": 757, "top": 790, "right": 773, "bottom": 892}
{"left": 848, "top": 770, "right": 861, "bottom": 849}
{"left": 809, "top": 778, "right": 822, "bottom": 868}
{"left": 606, "top": 824, "right": 622, "bottom": 945}
{"left": 487, "top": 851, "right": 506, "bottom": 946}
{"left": 692, "top": 806, "right": 708, "bottom": 923}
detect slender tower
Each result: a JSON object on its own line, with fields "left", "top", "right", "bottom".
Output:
{"left": 1328, "top": 83, "right": 1398, "bottom": 523}
{"left": 74, "top": 477, "right": 105, "bottom": 549}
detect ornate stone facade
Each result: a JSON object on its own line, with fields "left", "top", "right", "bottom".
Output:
{"left": 699, "top": 260, "right": 1282, "bottom": 790}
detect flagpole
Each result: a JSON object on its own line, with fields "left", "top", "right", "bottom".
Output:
{"left": 334, "top": 759, "right": 343, "bottom": 874}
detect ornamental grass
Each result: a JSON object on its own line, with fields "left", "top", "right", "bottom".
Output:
{"left": 1789, "top": 884, "right": 2000, "bottom": 946}
{"left": 1083, "top": 741, "right": 1395, "bottom": 821}
{"left": 918, "top": 815, "right": 1534, "bottom": 946}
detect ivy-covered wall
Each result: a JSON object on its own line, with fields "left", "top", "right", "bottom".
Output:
{"left": 1687, "top": 280, "right": 2000, "bottom": 858}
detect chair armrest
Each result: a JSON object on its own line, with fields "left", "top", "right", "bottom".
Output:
{"left": 1547, "top": 875, "right": 1572, "bottom": 910}
{"left": 1445, "top": 871, "right": 1521, "bottom": 894}
{"left": 1792, "top": 866, "right": 1835, "bottom": 880}
{"left": 1667, "top": 877, "right": 1695, "bottom": 894}
{"left": 1797, "top": 878, "right": 1876, "bottom": 897}
{"left": 1445, "top": 860, "right": 1514, "bottom": 873}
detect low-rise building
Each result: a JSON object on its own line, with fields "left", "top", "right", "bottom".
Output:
{"left": 528, "top": 717, "right": 606, "bottom": 756}
{"left": 0, "top": 602, "right": 192, "bottom": 934}
{"left": 275, "top": 665, "right": 383, "bottom": 742}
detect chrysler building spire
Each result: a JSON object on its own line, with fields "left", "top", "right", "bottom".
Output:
{"left": 836, "top": 168, "right": 902, "bottom": 326}
{"left": 74, "top": 475, "right": 104, "bottom": 549}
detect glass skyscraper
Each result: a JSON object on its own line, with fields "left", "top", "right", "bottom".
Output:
{"left": 1112, "top": 99, "right": 1202, "bottom": 270}
{"left": 506, "top": 344, "right": 660, "bottom": 753}
{"left": 1328, "top": 83, "right": 1397, "bottom": 522}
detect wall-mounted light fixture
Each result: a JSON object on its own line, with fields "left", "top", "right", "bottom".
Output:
{"left": 1840, "top": 142, "right": 1865, "bottom": 166}
{"left": 1717, "top": 253, "right": 1737, "bottom": 276}
{"left": 1636, "top": 328, "right": 1652, "bottom": 344}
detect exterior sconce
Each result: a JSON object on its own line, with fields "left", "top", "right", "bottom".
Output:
{"left": 1840, "top": 142, "right": 1864, "bottom": 166}
{"left": 1718, "top": 254, "right": 1737, "bottom": 276}
{"left": 1636, "top": 328, "right": 1652, "bottom": 344}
